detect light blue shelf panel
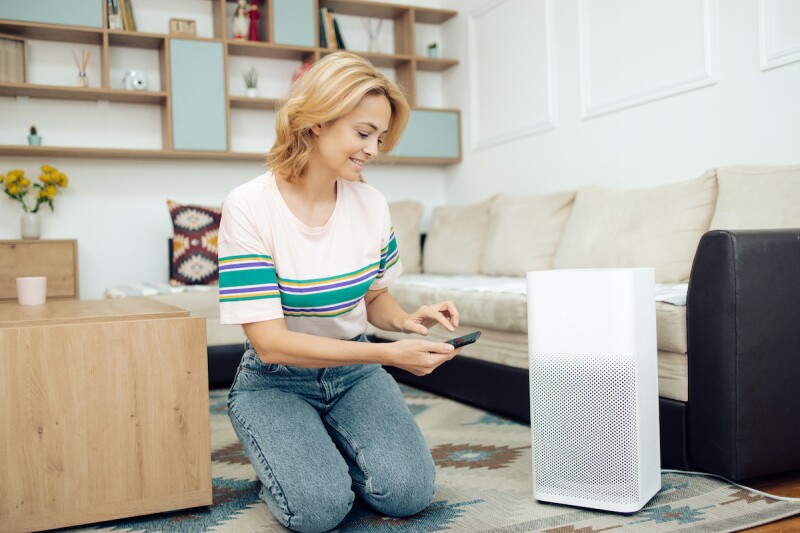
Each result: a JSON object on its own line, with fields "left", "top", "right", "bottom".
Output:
{"left": 170, "top": 39, "right": 228, "bottom": 152}
{"left": 0, "top": 0, "right": 103, "bottom": 28}
{"left": 272, "top": 0, "right": 315, "bottom": 47}
{"left": 392, "top": 110, "right": 460, "bottom": 160}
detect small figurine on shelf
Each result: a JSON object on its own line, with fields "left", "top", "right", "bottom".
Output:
{"left": 247, "top": 0, "right": 260, "bottom": 42}
{"left": 232, "top": 0, "right": 249, "bottom": 40}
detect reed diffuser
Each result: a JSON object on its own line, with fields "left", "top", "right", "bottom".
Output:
{"left": 72, "top": 49, "right": 91, "bottom": 87}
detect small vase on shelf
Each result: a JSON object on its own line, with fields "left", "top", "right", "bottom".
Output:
{"left": 27, "top": 125, "right": 42, "bottom": 146}
{"left": 20, "top": 212, "right": 41, "bottom": 240}
{"left": 77, "top": 71, "right": 89, "bottom": 87}
{"left": 246, "top": 87, "right": 257, "bottom": 98}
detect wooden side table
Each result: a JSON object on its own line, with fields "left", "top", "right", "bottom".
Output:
{"left": 0, "top": 298, "right": 212, "bottom": 533}
{"left": 0, "top": 239, "right": 80, "bottom": 301}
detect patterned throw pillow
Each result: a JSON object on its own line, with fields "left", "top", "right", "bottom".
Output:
{"left": 167, "top": 200, "right": 222, "bottom": 286}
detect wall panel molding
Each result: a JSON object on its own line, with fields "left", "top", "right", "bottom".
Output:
{"left": 578, "top": 0, "right": 718, "bottom": 120}
{"left": 759, "top": 0, "right": 800, "bottom": 71}
{"left": 468, "top": 0, "right": 557, "bottom": 150}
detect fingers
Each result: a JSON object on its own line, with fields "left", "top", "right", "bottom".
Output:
{"left": 430, "top": 301, "right": 459, "bottom": 331}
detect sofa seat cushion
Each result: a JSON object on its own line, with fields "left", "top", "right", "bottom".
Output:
{"left": 391, "top": 274, "right": 529, "bottom": 333}
{"left": 367, "top": 324, "right": 688, "bottom": 402}
{"left": 390, "top": 274, "right": 688, "bottom": 354}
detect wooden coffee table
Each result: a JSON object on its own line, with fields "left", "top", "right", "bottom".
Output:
{"left": 0, "top": 298, "right": 212, "bottom": 532}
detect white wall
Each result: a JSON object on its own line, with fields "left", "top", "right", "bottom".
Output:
{"left": 0, "top": 0, "right": 448, "bottom": 299}
{"left": 440, "top": 0, "right": 800, "bottom": 203}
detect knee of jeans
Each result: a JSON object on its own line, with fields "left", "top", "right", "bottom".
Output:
{"left": 282, "top": 478, "right": 354, "bottom": 533}
{"left": 363, "top": 461, "right": 436, "bottom": 517}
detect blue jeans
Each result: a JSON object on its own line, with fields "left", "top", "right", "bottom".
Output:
{"left": 227, "top": 335, "right": 436, "bottom": 533}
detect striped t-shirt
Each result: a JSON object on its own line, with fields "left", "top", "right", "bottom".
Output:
{"left": 218, "top": 172, "right": 402, "bottom": 340}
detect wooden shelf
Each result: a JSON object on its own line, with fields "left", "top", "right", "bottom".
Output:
{"left": 229, "top": 96, "right": 281, "bottom": 110}
{"left": 0, "top": 145, "right": 458, "bottom": 165}
{"left": 0, "top": 82, "right": 166, "bottom": 104}
{"left": 0, "top": 0, "right": 461, "bottom": 165}
{"left": 226, "top": 40, "right": 315, "bottom": 60}
{"left": 107, "top": 30, "right": 165, "bottom": 49}
{"left": 416, "top": 57, "right": 460, "bottom": 72}
{"left": 320, "top": 49, "right": 412, "bottom": 69}
{"left": 0, "top": 20, "right": 103, "bottom": 45}
{"left": 319, "top": 0, "right": 456, "bottom": 24}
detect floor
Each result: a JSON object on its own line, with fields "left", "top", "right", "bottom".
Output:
{"left": 745, "top": 471, "right": 800, "bottom": 532}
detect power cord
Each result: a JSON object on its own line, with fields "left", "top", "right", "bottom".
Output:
{"left": 661, "top": 469, "right": 800, "bottom": 502}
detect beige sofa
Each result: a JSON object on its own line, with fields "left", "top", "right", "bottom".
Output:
{"left": 370, "top": 164, "right": 800, "bottom": 481}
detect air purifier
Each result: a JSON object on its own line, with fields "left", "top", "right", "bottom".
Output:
{"left": 526, "top": 268, "right": 661, "bottom": 513}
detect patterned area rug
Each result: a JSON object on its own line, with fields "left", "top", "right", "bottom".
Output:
{"left": 68, "top": 384, "right": 800, "bottom": 532}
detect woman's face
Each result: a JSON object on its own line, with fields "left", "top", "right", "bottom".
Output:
{"left": 311, "top": 93, "right": 392, "bottom": 181}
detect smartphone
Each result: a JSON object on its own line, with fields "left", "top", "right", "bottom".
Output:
{"left": 445, "top": 330, "right": 481, "bottom": 349}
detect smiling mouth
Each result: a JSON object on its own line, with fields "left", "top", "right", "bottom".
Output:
{"left": 350, "top": 157, "right": 366, "bottom": 167}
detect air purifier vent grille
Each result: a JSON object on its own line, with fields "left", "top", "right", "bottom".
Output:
{"left": 530, "top": 353, "right": 641, "bottom": 505}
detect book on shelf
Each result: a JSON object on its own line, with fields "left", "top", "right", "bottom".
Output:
{"left": 332, "top": 15, "right": 346, "bottom": 50}
{"left": 0, "top": 34, "right": 26, "bottom": 83}
{"left": 318, "top": 8, "right": 345, "bottom": 50}
{"left": 118, "top": 0, "right": 137, "bottom": 31}
{"left": 106, "top": 0, "right": 123, "bottom": 30}
{"left": 318, "top": 8, "right": 328, "bottom": 48}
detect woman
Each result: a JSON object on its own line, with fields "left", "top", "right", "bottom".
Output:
{"left": 218, "top": 51, "right": 462, "bottom": 533}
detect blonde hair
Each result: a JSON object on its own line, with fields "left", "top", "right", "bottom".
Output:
{"left": 268, "top": 51, "right": 410, "bottom": 182}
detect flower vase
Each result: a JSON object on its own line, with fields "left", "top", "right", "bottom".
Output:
{"left": 246, "top": 87, "right": 257, "bottom": 98}
{"left": 77, "top": 71, "right": 89, "bottom": 87}
{"left": 21, "top": 212, "right": 41, "bottom": 240}
{"left": 27, "top": 134, "right": 42, "bottom": 146}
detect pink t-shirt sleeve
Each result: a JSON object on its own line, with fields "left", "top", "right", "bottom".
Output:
{"left": 369, "top": 199, "right": 403, "bottom": 291}
{"left": 218, "top": 191, "right": 284, "bottom": 325}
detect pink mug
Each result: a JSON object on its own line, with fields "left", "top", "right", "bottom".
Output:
{"left": 16, "top": 276, "right": 47, "bottom": 305}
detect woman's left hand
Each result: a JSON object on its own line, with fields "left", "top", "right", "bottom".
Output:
{"left": 402, "top": 301, "right": 460, "bottom": 336}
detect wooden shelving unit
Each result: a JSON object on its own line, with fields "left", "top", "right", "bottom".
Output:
{"left": 0, "top": 0, "right": 461, "bottom": 164}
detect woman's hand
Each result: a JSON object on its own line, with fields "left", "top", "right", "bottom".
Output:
{"left": 402, "top": 301, "right": 460, "bottom": 336}
{"left": 384, "top": 339, "right": 461, "bottom": 376}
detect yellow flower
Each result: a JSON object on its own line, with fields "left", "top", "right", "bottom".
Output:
{"left": 7, "top": 184, "right": 19, "bottom": 195}
{"left": 6, "top": 170, "right": 23, "bottom": 183}
{"left": 37, "top": 187, "right": 48, "bottom": 198}
{"left": 41, "top": 165, "right": 56, "bottom": 174}
{"left": 20, "top": 177, "right": 30, "bottom": 187}
{"left": 57, "top": 173, "right": 68, "bottom": 187}
{"left": 46, "top": 184, "right": 57, "bottom": 198}
{"left": 0, "top": 174, "right": 4, "bottom": 184}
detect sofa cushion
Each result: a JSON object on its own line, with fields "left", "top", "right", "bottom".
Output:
{"left": 481, "top": 191, "right": 576, "bottom": 276}
{"left": 710, "top": 165, "right": 800, "bottom": 230}
{"left": 388, "top": 201, "right": 423, "bottom": 274}
{"left": 553, "top": 171, "right": 717, "bottom": 283}
{"left": 167, "top": 200, "right": 222, "bottom": 286}
{"left": 423, "top": 197, "right": 494, "bottom": 275}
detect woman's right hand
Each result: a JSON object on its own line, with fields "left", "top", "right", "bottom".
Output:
{"left": 383, "top": 339, "right": 461, "bottom": 376}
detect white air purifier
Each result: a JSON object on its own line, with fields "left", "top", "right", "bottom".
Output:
{"left": 526, "top": 268, "right": 661, "bottom": 513}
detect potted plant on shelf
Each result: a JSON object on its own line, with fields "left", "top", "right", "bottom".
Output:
{"left": 2, "top": 165, "right": 69, "bottom": 239}
{"left": 28, "top": 125, "right": 42, "bottom": 146}
{"left": 244, "top": 67, "right": 258, "bottom": 97}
